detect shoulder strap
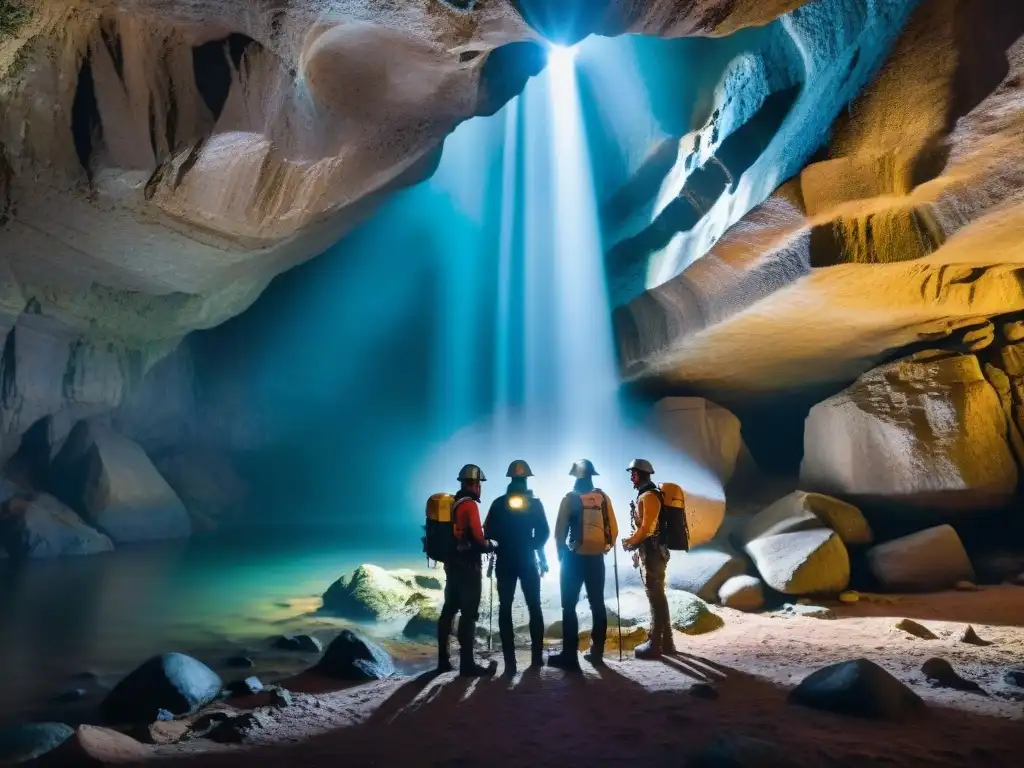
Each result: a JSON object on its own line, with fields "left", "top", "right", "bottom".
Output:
{"left": 598, "top": 490, "right": 611, "bottom": 546}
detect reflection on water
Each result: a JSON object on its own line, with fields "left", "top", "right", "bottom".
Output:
{"left": 0, "top": 531, "right": 419, "bottom": 722}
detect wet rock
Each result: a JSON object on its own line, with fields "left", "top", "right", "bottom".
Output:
{"left": 49, "top": 422, "right": 191, "bottom": 543}
{"left": 894, "top": 618, "right": 937, "bottom": 640}
{"left": 1004, "top": 669, "right": 1024, "bottom": 687}
{"left": 867, "top": 525, "right": 975, "bottom": 592}
{"left": 0, "top": 723, "right": 73, "bottom": 764}
{"left": 668, "top": 591, "right": 724, "bottom": 635}
{"left": 778, "top": 603, "right": 835, "bottom": 620}
{"left": 155, "top": 709, "right": 174, "bottom": 721}
{"left": 690, "top": 733, "right": 794, "bottom": 767}
{"left": 0, "top": 494, "right": 114, "bottom": 559}
{"left": 403, "top": 606, "right": 440, "bottom": 639}
{"left": 689, "top": 683, "right": 719, "bottom": 700}
{"left": 717, "top": 575, "right": 764, "bottom": 612}
{"left": 271, "top": 634, "right": 322, "bottom": 653}
{"left": 101, "top": 653, "right": 223, "bottom": 725}
{"left": 225, "top": 676, "right": 263, "bottom": 696}
{"left": 414, "top": 574, "right": 443, "bottom": 590}
{"left": 800, "top": 351, "right": 1018, "bottom": 516}
{"left": 321, "top": 564, "right": 417, "bottom": 620}
{"left": 790, "top": 658, "right": 925, "bottom": 720}
{"left": 224, "top": 655, "right": 254, "bottom": 668}
{"left": 270, "top": 688, "right": 292, "bottom": 707}
{"left": 315, "top": 629, "right": 395, "bottom": 680}
{"left": 668, "top": 546, "right": 747, "bottom": 603}
{"left": 922, "top": 658, "right": 986, "bottom": 694}
{"left": 958, "top": 625, "right": 992, "bottom": 646}
{"left": 31, "top": 724, "right": 150, "bottom": 766}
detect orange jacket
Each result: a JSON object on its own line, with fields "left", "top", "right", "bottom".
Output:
{"left": 453, "top": 497, "right": 489, "bottom": 550}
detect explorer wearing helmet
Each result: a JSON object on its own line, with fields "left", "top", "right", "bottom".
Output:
{"left": 483, "top": 459, "right": 550, "bottom": 676}
{"left": 547, "top": 459, "right": 619, "bottom": 672}
{"left": 437, "top": 463, "right": 497, "bottom": 677}
{"left": 621, "top": 458, "right": 676, "bottom": 659}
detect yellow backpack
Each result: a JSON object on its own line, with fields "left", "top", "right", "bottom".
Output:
{"left": 422, "top": 493, "right": 458, "bottom": 564}
{"left": 656, "top": 482, "right": 690, "bottom": 551}
{"left": 568, "top": 490, "right": 611, "bottom": 555}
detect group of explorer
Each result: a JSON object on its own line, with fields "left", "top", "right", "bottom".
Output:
{"left": 423, "top": 457, "right": 687, "bottom": 678}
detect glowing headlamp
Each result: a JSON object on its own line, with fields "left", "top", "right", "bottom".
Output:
{"left": 508, "top": 495, "right": 526, "bottom": 510}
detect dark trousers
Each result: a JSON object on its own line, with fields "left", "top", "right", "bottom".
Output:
{"left": 496, "top": 557, "right": 543, "bottom": 664}
{"left": 438, "top": 560, "right": 482, "bottom": 665}
{"left": 641, "top": 540, "right": 673, "bottom": 651}
{"left": 560, "top": 552, "right": 607, "bottom": 655}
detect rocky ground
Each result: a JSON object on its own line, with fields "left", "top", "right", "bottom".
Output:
{"left": 2, "top": 562, "right": 1022, "bottom": 767}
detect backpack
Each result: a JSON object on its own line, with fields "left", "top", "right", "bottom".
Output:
{"left": 422, "top": 493, "right": 468, "bottom": 564}
{"left": 653, "top": 482, "right": 690, "bottom": 551}
{"left": 568, "top": 490, "right": 612, "bottom": 555}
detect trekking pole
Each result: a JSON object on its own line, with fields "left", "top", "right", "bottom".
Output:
{"left": 487, "top": 553, "right": 495, "bottom": 651}
{"left": 613, "top": 545, "right": 623, "bottom": 662}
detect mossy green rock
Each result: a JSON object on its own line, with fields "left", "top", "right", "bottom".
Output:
{"left": 321, "top": 564, "right": 416, "bottom": 620}
{"left": 669, "top": 591, "right": 724, "bottom": 635}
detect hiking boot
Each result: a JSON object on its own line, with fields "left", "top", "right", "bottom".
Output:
{"left": 547, "top": 652, "right": 582, "bottom": 673}
{"left": 530, "top": 649, "right": 545, "bottom": 668}
{"left": 460, "top": 660, "right": 498, "bottom": 678}
{"left": 583, "top": 650, "right": 604, "bottom": 666}
{"left": 504, "top": 653, "right": 517, "bottom": 678}
{"left": 634, "top": 640, "right": 663, "bottom": 660}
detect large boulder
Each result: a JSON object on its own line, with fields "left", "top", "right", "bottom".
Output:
{"left": 30, "top": 725, "right": 151, "bottom": 766}
{"left": 739, "top": 501, "right": 851, "bottom": 596}
{"left": 49, "top": 422, "right": 191, "bottom": 543}
{"left": 668, "top": 591, "right": 725, "bottom": 635}
{"left": 0, "top": 723, "right": 74, "bottom": 764}
{"left": 315, "top": 630, "right": 395, "bottom": 681}
{"left": 650, "top": 398, "right": 749, "bottom": 485}
{"left": 749, "top": 491, "right": 872, "bottom": 546}
{"left": 321, "top": 564, "right": 418, "bottom": 621}
{"left": 0, "top": 493, "right": 113, "bottom": 558}
{"left": 789, "top": 659, "right": 925, "bottom": 720}
{"left": 800, "top": 351, "right": 1018, "bottom": 518}
{"left": 101, "top": 653, "right": 223, "bottom": 725}
{"left": 667, "top": 545, "right": 748, "bottom": 603}
{"left": 867, "top": 525, "right": 975, "bottom": 592}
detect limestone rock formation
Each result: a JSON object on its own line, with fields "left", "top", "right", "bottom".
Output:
{"left": 321, "top": 564, "right": 418, "bottom": 621}
{"left": 867, "top": 524, "right": 975, "bottom": 592}
{"left": 739, "top": 491, "right": 852, "bottom": 595}
{"left": 615, "top": 1, "right": 1024, "bottom": 412}
{"left": 0, "top": 492, "right": 113, "bottom": 558}
{"left": 650, "top": 397, "right": 749, "bottom": 485}
{"left": 801, "top": 351, "right": 1018, "bottom": 518}
{"left": 49, "top": 421, "right": 191, "bottom": 543}
{"left": 667, "top": 545, "right": 747, "bottom": 603}
{"left": 718, "top": 574, "right": 765, "bottom": 612}
{"left": 743, "top": 491, "right": 872, "bottom": 546}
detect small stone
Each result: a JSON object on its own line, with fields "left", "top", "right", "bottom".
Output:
{"left": 957, "top": 625, "right": 992, "bottom": 646}
{"left": 156, "top": 709, "right": 174, "bottom": 722}
{"left": 226, "top": 676, "right": 263, "bottom": 696}
{"left": 894, "top": 618, "right": 937, "bottom": 640}
{"left": 689, "top": 683, "right": 719, "bottom": 700}
{"left": 838, "top": 591, "right": 860, "bottom": 603}
{"left": 954, "top": 580, "right": 979, "bottom": 592}
{"left": 779, "top": 603, "right": 835, "bottom": 619}
{"left": 1004, "top": 669, "right": 1024, "bottom": 687}
{"left": 146, "top": 720, "right": 189, "bottom": 745}
{"left": 224, "top": 655, "right": 254, "bottom": 668}
{"left": 271, "top": 634, "right": 323, "bottom": 653}
{"left": 270, "top": 688, "right": 292, "bottom": 708}
{"left": 921, "top": 657, "right": 986, "bottom": 694}
{"left": 718, "top": 575, "right": 765, "bottom": 612}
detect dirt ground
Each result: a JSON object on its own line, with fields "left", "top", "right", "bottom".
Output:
{"left": 91, "top": 585, "right": 1024, "bottom": 768}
